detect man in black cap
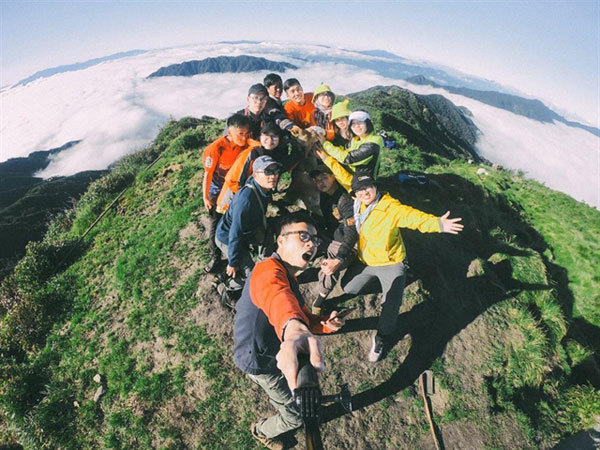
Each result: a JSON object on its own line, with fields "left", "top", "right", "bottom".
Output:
{"left": 216, "top": 155, "right": 282, "bottom": 298}
{"left": 238, "top": 83, "right": 294, "bottom": 140}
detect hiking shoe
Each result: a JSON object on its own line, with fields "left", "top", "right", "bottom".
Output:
{"left": 368, "top": 333, "right": 386, "bottom": 362}
{"left": 250, "top": 423, "right": 285, "bottom": 450}
{"left": 217, "top": 283, "right": 241, "bottom": 310}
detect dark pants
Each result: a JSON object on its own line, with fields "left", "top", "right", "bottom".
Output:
{"left": 207, "top": 204, "right": 222, "bottom": 258}
{"left": 317, "top": 240, "right": 354, "bottom": 298}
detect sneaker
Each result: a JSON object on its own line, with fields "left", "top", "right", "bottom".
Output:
{"left": 250, "top": 423, "right": 285, "bottom": 450}
{"left": 368, "top": 333, "right": 386, "bottom": 362}
{"left": 217, "top": 283, "right": 241, "bottom": 309}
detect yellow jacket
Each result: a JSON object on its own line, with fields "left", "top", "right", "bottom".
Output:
{"left": 322, "top": 132, "right": 383, "bottom": 178}
{"left": 355, "top": 193, "right": 441, "bottom": 266}
{"left": 321, "top": 155, "right": 441, "bottom": 266}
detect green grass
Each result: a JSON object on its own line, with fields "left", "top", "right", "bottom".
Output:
{"left": 1, "top": 114, "right": 598, "bottom": 449}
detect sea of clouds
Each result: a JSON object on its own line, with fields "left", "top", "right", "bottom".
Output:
{"left": 1, "top": 42, "right": 598, "bottom": 208}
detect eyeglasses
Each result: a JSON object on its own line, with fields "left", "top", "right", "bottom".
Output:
{"left": 281, "top": 230, "right": 322, "bottom": 246}
{"left": 255, "top": 167, "right": 281, "bottom": 176}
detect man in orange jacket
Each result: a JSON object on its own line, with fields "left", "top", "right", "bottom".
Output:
{"left": 283, "top": 78, "right": 316, "bottom": 129}
{"left": 202, "top": 113, "right": 259, "bottom": 272}
{"left": 233, "top": 212, "right": 345, "bottom": 449}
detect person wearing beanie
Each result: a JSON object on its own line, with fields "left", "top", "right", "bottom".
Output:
{"left": 237, "top": 83, "right": 294, "bottom": 140}
{"left": 321, "top": 109, "right": 383, "bottom": 179}
{"left": 329, "top": 98, "right": 353, "bottom": 147}
{"left": 312, "top": 83, "right": 337, "bottom": 141}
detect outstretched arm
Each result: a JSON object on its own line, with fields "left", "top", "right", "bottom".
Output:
{"left": 277, "top": 319, "right": 324, "bottom": 390}
{"left": 439, "top": 211, "right": 464, "bottom": 234}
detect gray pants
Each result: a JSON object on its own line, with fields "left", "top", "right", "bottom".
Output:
{"left": 215, "top": 239, "right": 254, "bottom": 291}
{"left": 317, "top": 240, "right": 354, "bottom": 297}
{"left": 341, "top": 260, "right": 407, "bottom": 336}
{"left": 248, "top": 372, "right": 302, "bottom": 438}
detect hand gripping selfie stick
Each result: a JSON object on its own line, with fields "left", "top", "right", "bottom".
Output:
{"left": 294, "top": 354, "right": 353, "bottom": 450}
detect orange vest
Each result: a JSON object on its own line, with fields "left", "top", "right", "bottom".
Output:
{"left": 215, "top": 144, "right": 261, "bottom": 213}
{"left": 202, "top": 136, "right": 260, "bottom": 198}
{"left": 284, "top": 93, "right": 316, "bottom": 129}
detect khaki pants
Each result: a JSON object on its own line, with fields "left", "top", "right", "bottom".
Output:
{"left": 248, "top": 372, "right": 303, "bottom": 438}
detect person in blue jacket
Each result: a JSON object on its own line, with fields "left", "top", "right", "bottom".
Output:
{"left": 216, "top": 155, "right": 282, "bottom": 297}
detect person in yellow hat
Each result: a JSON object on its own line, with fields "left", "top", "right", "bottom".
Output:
{"left": 329, "top": 98, "right": 353, "bottom": 147}
{"left": 312, "top": 83, "right": 336, "bottom": 140}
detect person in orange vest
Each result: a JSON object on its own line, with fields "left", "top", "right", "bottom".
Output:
{"left": 216, "top": 122, "right": 302, "bottom": 214}
{"left": 312, "top": 83, "right": 337, "bottom": 141}
{"left": 283, "top": 78, "right": 316, "bottom": 129}
{"left": 233, "top": 211, "right": 345, "bottom": 449}
{"left": 202, "top": 113, "right": 260, "bottom": 273}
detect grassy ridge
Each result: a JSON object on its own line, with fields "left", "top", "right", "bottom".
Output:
{"left": 1, "top": 109, "right": 599, "bottom": 448}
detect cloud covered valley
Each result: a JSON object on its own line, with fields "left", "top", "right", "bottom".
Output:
{"left": 1, "top": 42, "right": 598, "bottom": 208}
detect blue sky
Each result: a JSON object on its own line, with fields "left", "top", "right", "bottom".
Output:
{"left": 1, "top": 1, "right": 599, "bottom": 124}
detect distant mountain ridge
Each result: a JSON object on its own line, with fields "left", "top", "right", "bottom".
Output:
{"left": 13, "top": 50, "right": 146, "bottom": 87}
{"left": 407, "top": 75, "right": 600, "bottom": 137}
{"left": 0, "top": 142, "right": 105, "bottom": 278}
{"left": 147, "top": 55, "right": 297, "bottom": 78}
{"left": 349, "top": 85, "right": 481, "bottom": 161}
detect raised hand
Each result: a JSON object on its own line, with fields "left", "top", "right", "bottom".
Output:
{"left": 439, "top": 211, "right": 464, "bottom": 234}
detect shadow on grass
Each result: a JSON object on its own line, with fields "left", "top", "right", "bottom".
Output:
{"left": 316, "top": 173, "right": 600, "bottom": 434}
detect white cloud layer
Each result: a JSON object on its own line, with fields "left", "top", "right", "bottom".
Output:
{"left": 1, "top": 42, "right": 598, "bottom": 208}
{"left": 403, "top": 82, "right": 600, "bottom": 208}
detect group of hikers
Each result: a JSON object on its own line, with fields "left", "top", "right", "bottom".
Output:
{"left": 200, "top": 73, "right": 463, "bottom": 449}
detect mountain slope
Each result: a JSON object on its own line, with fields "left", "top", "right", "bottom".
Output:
{"left": 0, "top": 99, "right": 598, "bottom": 449}
{"left": 0, "top": 142, "right": 104, "bottom": 279}
{"left": 407, "top": 75, "right": 600, "bottom": 137}
{"left": 348, "top": 85, "right": 481, "bottom": 161}
{"left": 147, "top": 55, "right": 297, "bottom": 78}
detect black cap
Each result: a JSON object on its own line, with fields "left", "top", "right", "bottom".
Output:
{"left": 260, "top": 121, "right": 281, "bottom": 137}
{"left": 309, "top": 165, "right": 333, "bottom": 178}
{"left": 351, "top": 172, "right": 376, "bottom": 194}
{"left": 248, "top": 83, "right": 268, "bottom": 96}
